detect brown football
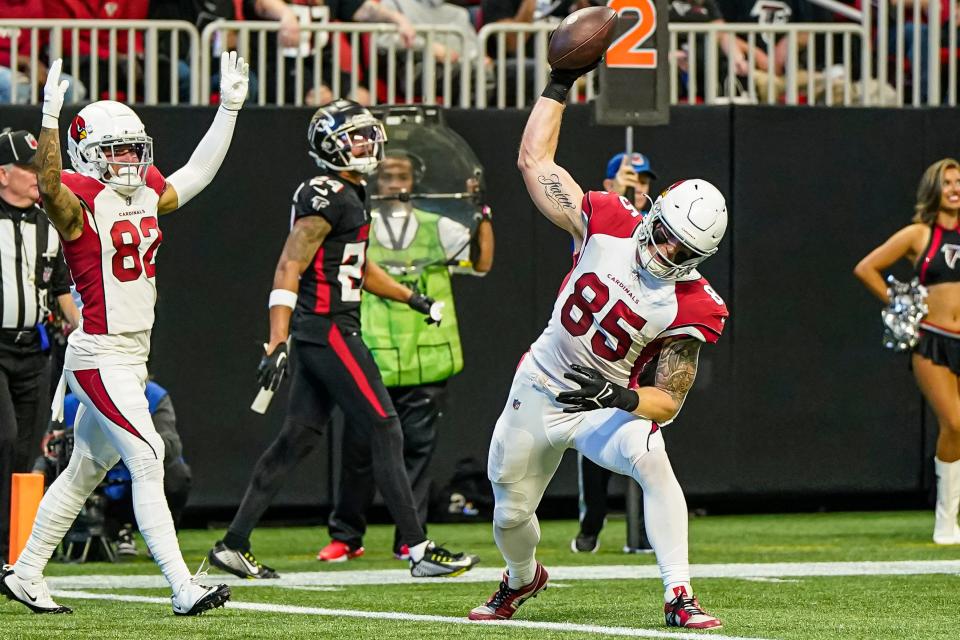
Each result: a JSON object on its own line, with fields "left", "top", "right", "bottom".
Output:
{"left": 547, "top": 6, "right": 619, "bottom": 70}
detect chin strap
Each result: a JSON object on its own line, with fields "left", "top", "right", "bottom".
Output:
{"left": 166, "top": 105, "right": 239, "bottom": 208}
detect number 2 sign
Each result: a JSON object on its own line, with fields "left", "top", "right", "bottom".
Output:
{"left": 605, "top": 0, "right": 658, "bottom": 69}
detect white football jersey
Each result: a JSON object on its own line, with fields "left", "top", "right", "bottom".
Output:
{"left": 528, "top": 191, "right": 728, "bottom": 393}
{"left": 59, "top": 167, "right": 165, "bottom": 335}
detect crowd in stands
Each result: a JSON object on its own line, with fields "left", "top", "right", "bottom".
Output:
{"left": 0, "top": 0, "right": 955, "bottom": 106}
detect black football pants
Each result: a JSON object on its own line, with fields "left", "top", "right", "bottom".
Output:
{"left": 224, "top": 327, "right": 425, "bottom": 551}
{"left": 0, "top": 344, "right": 50, "bottom": 564}
{"left": 329, "top": 382, "right": 447, "bottom": 552}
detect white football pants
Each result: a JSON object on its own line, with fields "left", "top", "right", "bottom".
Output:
{"left": 14, "top": 364, "right": 191, "bottom": 593}
{"left": 488, "top": 356, "right": 691, "bottom": 599}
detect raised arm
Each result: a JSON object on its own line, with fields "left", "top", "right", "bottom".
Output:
{"left": 518, "top": 98, "right": 585, "bottom": 247}
{"left": 34, "top": 60, "right": 83, "bottom": 241}
{"left": 159, "top": 52, "right": 248, "bottom": 214}
{"left": 519, "top": 61, "right": 600, "bottom": 253}
{"left": 853, "top": 224, "right": 927, "bottom": 304}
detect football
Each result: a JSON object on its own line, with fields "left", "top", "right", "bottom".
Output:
{"left": 547, "top": 6, "right": 619, "bottom": 70}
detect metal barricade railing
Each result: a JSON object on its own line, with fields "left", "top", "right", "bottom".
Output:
{"left": 199, "top": 21, "right": 475, "bottom": 108}
{"left": 0, "top": 19, "right": 199, "bottom": 105}
{"left": 669, "top": 22, "right": 871, "bottom": 106}
{"left": 4, "top": 16, "right": 960, "bottom": 109}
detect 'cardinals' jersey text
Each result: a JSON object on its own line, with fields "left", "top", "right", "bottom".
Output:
{"left": 58, "top": 166, "right": 165, "bottom": 335}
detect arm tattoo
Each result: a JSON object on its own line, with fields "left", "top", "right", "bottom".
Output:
{"left": 537, "top": 174, "right": 577, "bottom": 211}
{"left": 33, "top": 128, "right": 81, "bottom": 235}
{"left": 284, "top": 216, "right": 331, "bottom": 267}
{"left": 654, "top": 339, "right": 701, "bottom": 407}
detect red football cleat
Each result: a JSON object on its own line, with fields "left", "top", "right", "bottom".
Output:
{"left": 316, "top": 540, "right": 364, "bottom": 562}
{"left": 468, "top": 562, "right": 548, "bottom": 621}
{"left": 664, "top": 586, "right": 722, "bottom": 630}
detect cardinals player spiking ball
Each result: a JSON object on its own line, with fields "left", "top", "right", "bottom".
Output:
{"left": 467, "top": 56, "right": 728, "bottom": 630}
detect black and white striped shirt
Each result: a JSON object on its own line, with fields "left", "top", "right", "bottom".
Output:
{"left": 0, "top": 198, "right": 71, "bottom": 331}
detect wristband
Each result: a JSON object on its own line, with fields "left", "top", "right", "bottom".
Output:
{"left": 268, "top": 289, "right": 298, "bottom": 309}
{"left": 541, "top": 81, "right": 571, "bottom": 104}
{"left": 41, "top": 114, "right": 58, "bottom": 129}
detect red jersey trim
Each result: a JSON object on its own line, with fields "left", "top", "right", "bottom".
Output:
{"left": 72, "top": 369, "right": 157, "bottom": 458}
{"left": 60, "top": 205, "right": 109, "bottom": 334}
{"left": 667, "top": 278, "right": 728, "bottom": 342}
{"left": 145, "top": 165, "right": 167, "bottom": 198}
{"left": 327, "top": 324, "right": 387, "bottom": 419}
{"left": 919, "top": 225, "right": 944, "bottom": 285}
{"left": 312, "top": 246, "right": 330, "bottom": 313}
{"left": 583, "top": 191, "right": 643, "bottom": 242}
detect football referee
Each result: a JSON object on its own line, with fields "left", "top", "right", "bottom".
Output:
{"left": 0, "top": 129, "right": 79, "bottom": 564}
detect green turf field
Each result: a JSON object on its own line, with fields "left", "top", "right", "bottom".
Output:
{"left": 4, "top": 511, "right": 960, "bottom": 639}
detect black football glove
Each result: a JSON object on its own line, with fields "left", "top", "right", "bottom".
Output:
{"left": 257, "top": 342, "right": 289, "bottom": 391}
{"left": 556, "top": 364, "right": 639, "bottom": 413}
{"left": 542, "top": 56, "right": 603, "bottom": 102}
{"left": 408, "top": 292, "right": 444, "bottom": 325}
{"left": 548, "top": 56, "right": 604, "bottom": 88}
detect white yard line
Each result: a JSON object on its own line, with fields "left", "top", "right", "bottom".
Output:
{"left": 45, "top": 559, "right": 960, "bottom": 590}
{"left": 51, "top": 590, "right": 771, "bottom": 640}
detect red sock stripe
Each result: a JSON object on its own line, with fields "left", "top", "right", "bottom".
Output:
{"left": 72, "top": 369, "right": 156, "bottom": 457}
{"left": 327, "top": 324, "right": 387, "bottom": 419}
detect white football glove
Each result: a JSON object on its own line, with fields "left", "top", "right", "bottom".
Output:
{"left": 42, "top": 58, "right": 70, "bottom": 128}
{"left": 219, "top": 51, "right": 249, "bottom": 110}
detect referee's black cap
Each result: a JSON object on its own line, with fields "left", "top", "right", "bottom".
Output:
{"left": 0, "top": 129, "right": 39, "bottom": 166}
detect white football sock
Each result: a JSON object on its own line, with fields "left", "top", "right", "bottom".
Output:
{"left": 126, "top": 453, "right": 192, "bottom": 592}
{"left": 14, "top": 453, "right": 108, "bottom": 581}
{"left": 630, "top": 447, "right": 692, "bottom": 602}
{"left": 408, "top": 540, "right": 429, "bottom": 562}
{"left": 494, "top": 514, "right": 541, "bottom": 590}
{"left": 934, "top": 457, "right": 960, "bottom": 543}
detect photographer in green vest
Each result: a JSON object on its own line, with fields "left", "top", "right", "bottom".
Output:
{"left": 318, "top": 151, "right": 494, "bottom": 562}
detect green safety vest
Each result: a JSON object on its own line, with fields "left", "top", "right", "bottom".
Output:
{"left": 361, "top": 209, "right": 464, "bottom": 387}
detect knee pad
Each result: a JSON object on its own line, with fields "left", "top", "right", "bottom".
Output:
{"left": 632, "top": 446, "right": 675, "bottom": 493}
{"left": 493, "top": 503, "right": 533, "bottom": 530}
{"left": 492, "top": 483, "right": 535, "bottom": 529}
{"left": 126, "top": 451, "right": 165, "bottom": 485}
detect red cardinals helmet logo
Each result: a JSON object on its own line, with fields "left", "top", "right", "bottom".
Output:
{"left": 69, "top": 115, "right": 88, "bottom": 143}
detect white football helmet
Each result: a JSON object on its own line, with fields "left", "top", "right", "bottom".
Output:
{"left": 67, "top": 101, "right": 154, "bottom": 195}
{"left": 637, "top": 179, "right": 727, "bottom": 280}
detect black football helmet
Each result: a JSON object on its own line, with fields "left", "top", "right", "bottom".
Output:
{"left": 307, "top": 100, "right": 387, "bottom": 175}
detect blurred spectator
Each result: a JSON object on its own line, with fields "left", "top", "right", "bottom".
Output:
{"left": 874, "top": 0, "right": 947, "bottom": 101}
{"left": 376, "top": 0, "right": 489, "bottom": 104}
{"left": 380, "top": 0, "right": 482, "bottom": 65}
{"left": 669, "top": 0, "right": 749, "bottom": 101}
{"left": 716, "top": 0, "right": 819, "bottom": 75}
{"left": 228, "top": 0, "right": 419, "bottom": 105}
{"left": 0, "top": 0, "right": 85, "bottom": 104}
{"left": 481, "top": 0, "right": 583, "bottom": 104}
{"left": 149, "top": 0, "right": 261, "bottom": 103}
{"left": 716, "top": 0, "right": 860, "bottom": 103}
{"left": 42, "top": 0, "right": 149, "bottom": 101}
{"left": 482, "top": 0, "right": 581, "bottom": 55}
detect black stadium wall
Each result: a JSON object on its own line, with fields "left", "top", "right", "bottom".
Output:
{"left": 0, "top": 103, "right": 950, "bottom": 510}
